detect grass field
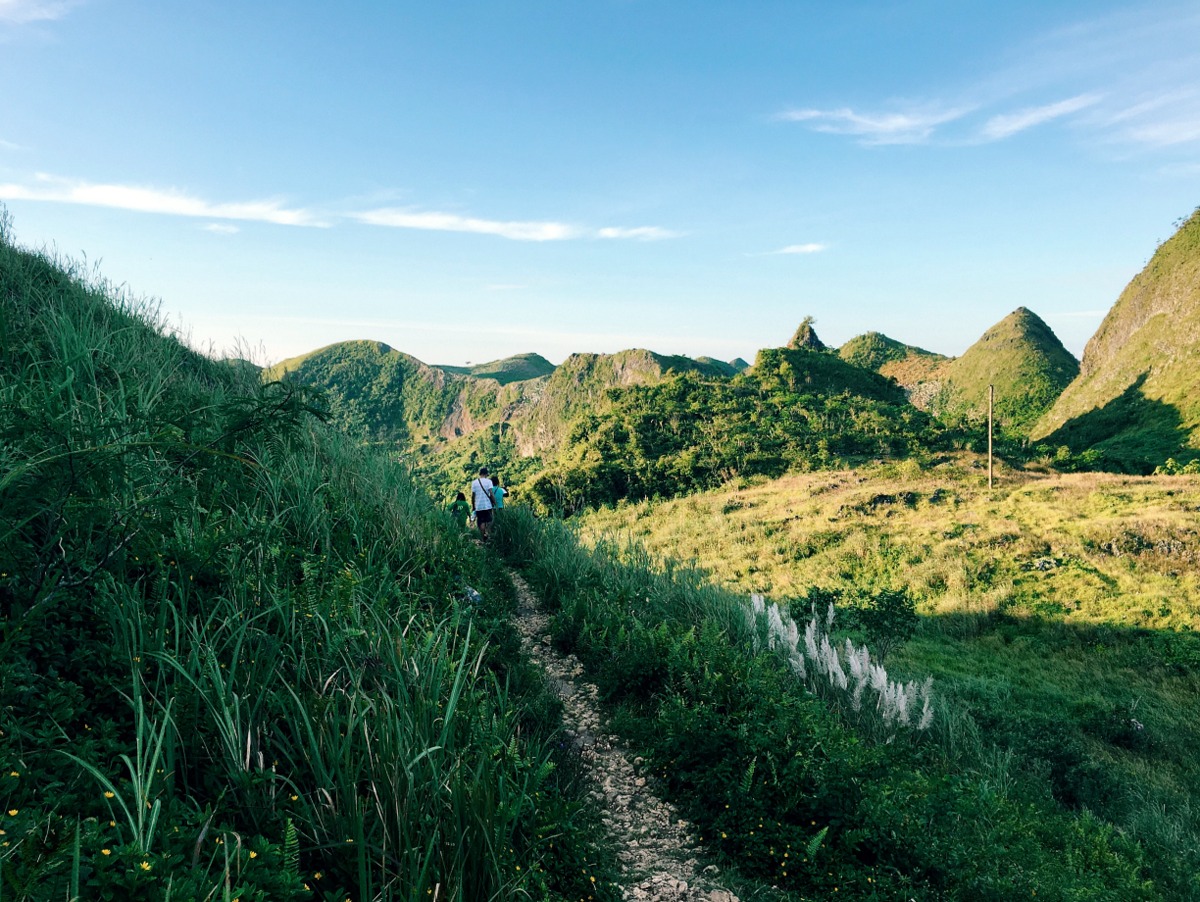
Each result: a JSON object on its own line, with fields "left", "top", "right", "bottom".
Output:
{"left": 574, "top": 455, "right": 1200, "bottom": 896}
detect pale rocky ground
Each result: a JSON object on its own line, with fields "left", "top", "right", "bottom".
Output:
{"left": 510, "top": 571, "right": 741, "bottom": 902}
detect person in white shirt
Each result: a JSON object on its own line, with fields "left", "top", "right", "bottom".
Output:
{"left": 470, "top": 466, "right": 496, "bottom": 541}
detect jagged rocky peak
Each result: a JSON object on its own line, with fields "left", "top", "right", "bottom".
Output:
{"left": 787, "top": 316, "right": 826, "bottom": 351}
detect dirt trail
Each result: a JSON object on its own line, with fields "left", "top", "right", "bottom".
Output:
{"left": 510, "top": 570, "right": 740, "bottom": 902}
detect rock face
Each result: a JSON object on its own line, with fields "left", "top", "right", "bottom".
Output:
{"left": 1032, "top": 207, "right": 1200, "bottom": 469}
{"left": 787, "top": 316, "right": 827, "bottom": 351}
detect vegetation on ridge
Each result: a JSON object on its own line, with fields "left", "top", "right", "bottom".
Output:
{"left": 1033, "top": 206, "right": 1200, "bottom": 472}
{"left": 0, "top": 214, "right": 617, "bottom": 900}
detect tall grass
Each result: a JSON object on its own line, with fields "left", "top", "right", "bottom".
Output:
{"left": 0, "top": 212, "right": 616, "bottom": 900}
{"left": 493, "top": 505, "right": 1181, "bottom": 900}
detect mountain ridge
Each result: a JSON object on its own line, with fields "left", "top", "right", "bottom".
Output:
{"left": 1032, "top": 207, "right": 1200, "bottom": 470}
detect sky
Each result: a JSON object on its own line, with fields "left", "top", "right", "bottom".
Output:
{"left": 2, "top": 1, "right": 1200, "bottom": 367}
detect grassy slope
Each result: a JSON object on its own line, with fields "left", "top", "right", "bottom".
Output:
{"left": 1033, "top": 208, "right": 1200, "bottom": 467}
{"left": 574, "top": 460, "right": 1200, "bottom": 895}
{"left": 837, "top": 332, "right": 948, "bottom": 404}
{"left": 0, "top": 221, "right": 616, "bottom": 900}
{"left": 935, "top": 307, "right": 1079, "bottom": 433}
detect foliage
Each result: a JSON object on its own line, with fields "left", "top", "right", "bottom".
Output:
{"left": 0, "top": 219, "right": 618, "bottom": 901}
{"left": 1156, "top": 457, "right": 1200, "bottom": 475}
{"left": 575, "top": 463, "right": 1200, "bottom": 899}
{"left": 493, "top": 508, "right": 1170, "bottom": 900}
{"left": 522, "top": 356, "right": 944, "bottom": 514}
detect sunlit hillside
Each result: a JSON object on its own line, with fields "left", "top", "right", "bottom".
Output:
{"left": 576, "top": 459, "right": 1199, "bottom": 631}
{"left": 572, "top": 459, "right": 1200, "bottom": 899}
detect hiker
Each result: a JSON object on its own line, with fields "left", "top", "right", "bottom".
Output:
{"left": 491, "top": 476, "right": 507, "bottom": 511}
{"left": 470, "top": 466, "right": 496, "bottom": 541}
{"left": 448, "top": 491, "right": 471, "bottom": 529}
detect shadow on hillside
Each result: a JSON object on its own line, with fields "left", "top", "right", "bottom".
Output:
{"left": 1041, "top": 373, "right": 1197, "bottom": 473}
{"left": 911, "top": 607, "right": 1200, "bottom": 811}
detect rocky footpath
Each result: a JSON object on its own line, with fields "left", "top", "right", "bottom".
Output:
{"left": 510, "top": 571, "right": 739, "bottom": 902}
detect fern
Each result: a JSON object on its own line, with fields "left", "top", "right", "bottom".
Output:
{"left": 805, "top": 825, "right": 829, "bottom": 860}
{"left": 283, "top": 817, "right": 299, "bottom": 883}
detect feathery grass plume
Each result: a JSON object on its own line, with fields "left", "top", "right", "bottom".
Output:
{"left": 745, "top": 594, "right": 934, "bottom": 736}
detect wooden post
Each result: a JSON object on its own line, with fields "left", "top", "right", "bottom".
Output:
{"left": 988, "top": 384, "right": 994, "bottom": 490}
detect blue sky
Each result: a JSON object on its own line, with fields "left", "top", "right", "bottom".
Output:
{"left": 3, "top": 1, "right": 1199, "bottom": 367}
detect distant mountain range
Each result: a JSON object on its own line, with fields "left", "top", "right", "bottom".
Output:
{"left": 265, "top": 206, "right": 1200, "bottom": 484}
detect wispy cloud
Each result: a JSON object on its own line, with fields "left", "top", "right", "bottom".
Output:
{"left": 981, "top": 94, "right": 1102, "bottom": 140}
{"left": 772, "top": 242, "right": 827, "bottom": 255}
{"left": 352, "top": 207, "right": 579, "bottom": 241}
{"left": 0, "top": 137, "right": 22, "bottom": 151}
{"left": 597, "top": 225, "right": 680, "bottom": 240}
{"left": 0, "top": 174, "right": 325, "bottom": 226}
{"left": 353, "top": 207, "right": 680, "bottom": 242}
{"left": 777, "top": 105, "right": 972, "bottom": 145}
{"left": 2, "top": 172, "right": 678, "bottom": 243}
{"left": 780, "top": 7, "right": 1200, "bottom": 151}
{"left": 0, "top": 0, "right": 78, "bottom": 23}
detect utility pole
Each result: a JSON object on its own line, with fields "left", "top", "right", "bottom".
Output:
{"left": 988, "top": 384, "right": 994, "bottom": 490}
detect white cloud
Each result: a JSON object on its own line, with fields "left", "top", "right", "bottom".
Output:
{"left": 0, "top": 0, "right": 77, "bottom": 23}
{"left": 352, "top": 207, "right": 579, "bottom": 241}
{"left": 353, "top": 207, "right": 680, "bottom": 243}
{"left": 778, "top": 105, "right": 972, "bottom": 145}
{"left": 0, "top": 174, "right": 325, "bottom": 226}
{"left": 773, "top": 242, "right": 827, "bottom": 255}
{"left": 596, "top": 225, "right": 680, "bottom": 241}
{"left": 980, "top": 94, "right": 1101, "bottom": 140}
{"left": 202, "top": 223, "right": 239, "bottom": 234}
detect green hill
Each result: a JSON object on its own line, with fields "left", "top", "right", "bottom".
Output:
{"left": 934, "top": 307, "right": 1078, "bottom": 434}
{"left": 265, "top": 339, "right": 535, "bottom": 446}
{"left": 510, "top": 348, "right": 729, "bottom": 455}
{"left": 519, "top": 340, "right": 939, "bottom": 513}
{"left": 753, "top": 345, "right": 909, "bottom": 403}
{"left": 838, "top": 331, "right": 948, "bottom": 402}
{"left": 1032, "top": 207, "right": 1200, "bottom": 471}
{"left": 438, "top": 351, "right": 556, "bottom": 384}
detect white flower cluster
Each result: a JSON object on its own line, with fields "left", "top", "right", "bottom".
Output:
{"left": 747, "top": 594, "right": 934, "bottom": 732}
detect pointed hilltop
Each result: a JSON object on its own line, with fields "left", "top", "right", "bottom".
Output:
{"left": 934, "top": 307, "right": 1078, "bottom": 434}
{"left": 1032, "top": 207, "right": 1200, "bottom": 470}
{"left": 787, "top": 316, "right": 827, "bottom": 351}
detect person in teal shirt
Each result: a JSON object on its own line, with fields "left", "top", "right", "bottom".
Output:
{"left": 448, "top": 491, "right": 471, "bottom": 528}
{"left": 491, "top": 477, "right": 507, "bottom": 509}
